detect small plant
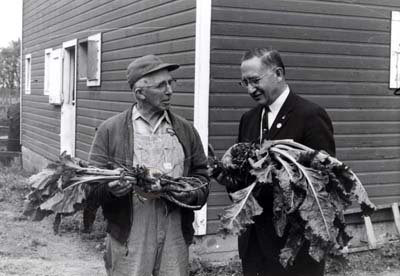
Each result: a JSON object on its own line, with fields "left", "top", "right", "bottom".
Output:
{"left": 380, "top": 242, "right": 400, "bottom": 258}
{"left": 190, "top": 257, "right": 242, "bottom": 276}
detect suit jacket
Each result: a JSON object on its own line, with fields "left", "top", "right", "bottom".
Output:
{"left": 237, "top": 91, "right": 336, "bottom": 262}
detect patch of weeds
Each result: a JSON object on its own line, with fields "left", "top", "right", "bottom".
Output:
{"left": 0, "top": 163, "right": 30, "bottom": 206}
{"left": 377, "top": 241, "right": 400, "bottom": 270}
{"left": 58, "top": 215, "right": 81, "bottom": 233}
{"left": 190, "top": 257, "right": 242, "bottom": 276}
{"left": 56, "top": 207, "right": 107, "bottom": 245}
{"left": 380, "top": 242, "right": 400, "bottom": 258}
{"left": 326, "top": 241, "right": 400, "bottom": 275}
{"left": 326, "top": 255, "right": 349, "bottom": 275}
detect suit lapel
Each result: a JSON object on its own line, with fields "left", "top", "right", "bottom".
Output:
{"left": 249, "top": 105, "right": 264, "bottom": 144}
{"left": 268, "top": 91, "right": 297, "bottom": 139}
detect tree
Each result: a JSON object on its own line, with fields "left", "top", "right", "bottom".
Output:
{"left": 0, "top": 40, "right": 20, "bottom": 89}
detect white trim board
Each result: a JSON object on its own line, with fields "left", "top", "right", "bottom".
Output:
{"left": 390, "top": 11, "right": 400, "bottom": 88}
{"left": 60, "top": 39, "right": 78, "bottom": 157}
{"left": 193, "top": 0, "right": 212, "bottom": 236}
{"left": 63, "top": 39, "right": 77, "bottom": 49}
{"left": 20, "top": 8, "right": 23, "bottom": 144}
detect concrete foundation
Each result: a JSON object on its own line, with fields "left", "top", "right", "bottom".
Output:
{"left": 190, "top": 234, "right": 238, "bottom": 264}
{"left": 346, "top": 220, "right": 399, "bottom": 248}
{"left": 21, "top": 146, "right": 50, "bottom": 172}
{"left": 189, "top": 218, "right": 400, "bottom": 264}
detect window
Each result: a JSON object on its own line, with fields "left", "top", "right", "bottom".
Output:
{"left": 44, "top": 48, "right": 52, "bottom": 95}
{"left": 24, "top": 54, "right": 31, "bottom": 94}
{"left": 390, "top": 11, "right": 400, "bottom": 88}
{"left": 78, "top": 33, "right": 101, "bottom": 86}
{"left": 78, "top": 40, "right": 88, "bottom": 80}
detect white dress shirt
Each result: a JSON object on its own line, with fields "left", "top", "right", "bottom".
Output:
{"left": 268, "top": 85, "right": 290, "bottom": 129}
{"left": 259, "top": 86, "right": 290, "bottom": 144}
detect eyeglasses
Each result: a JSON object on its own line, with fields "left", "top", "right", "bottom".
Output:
{"left": 138, "top": 79, "right": 177, "bottom": 91}
{"left": 238, "top": 71, "right": 270, "bottom": 88}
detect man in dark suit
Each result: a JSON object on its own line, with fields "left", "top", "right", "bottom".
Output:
{"left": 235, "top": 48, "right": 336, "bottom": 276}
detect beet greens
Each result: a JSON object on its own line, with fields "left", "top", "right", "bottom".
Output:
{"left": 23, "top": 152, "right": 208, "bottom": 231}
{"left": 213, "top": 139, "right": 376, "bottom": 267}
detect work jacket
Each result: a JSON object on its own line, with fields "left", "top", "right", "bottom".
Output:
{"left": 88, "top": 105, "right": 210, "bottom": 245}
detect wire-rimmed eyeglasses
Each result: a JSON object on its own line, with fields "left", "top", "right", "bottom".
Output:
{"left": 238, "top": 71, "right": 270, "bottom": 88}
{"left": 138, "top": 79, "right": 177, "bottom": 91}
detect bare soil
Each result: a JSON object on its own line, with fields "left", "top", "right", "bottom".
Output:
{"left": 1, "top": 165, "right": 400, "bottom": 276}
{"left": 0, "top": 165, "right": 105, "bottom": 276}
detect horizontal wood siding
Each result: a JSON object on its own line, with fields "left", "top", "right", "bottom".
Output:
{"left": 22, "top": 0, "right": 196, "bottom": 162}
{"left": 208, "top": 0, "right": 400, "bottom": 233}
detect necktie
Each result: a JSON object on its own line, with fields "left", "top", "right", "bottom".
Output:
{"left": 260, "top": 106, "right": 270, "bottom": 143}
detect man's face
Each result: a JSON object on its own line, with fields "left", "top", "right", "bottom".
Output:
{"left": 240, "top": 56, "right": 281, "bottom": 106}
{"left": 135, "top": 69, "right": 175, "bottom": 113}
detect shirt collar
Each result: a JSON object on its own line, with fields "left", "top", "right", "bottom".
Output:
{"left": 269, "top": 85, "right": 290, "bottom": 115}
{"left": 132, "top": 105, "right": 142, "bottom": 121}
{"left": 132, "top": 105, "right": 171, "bottom": 126}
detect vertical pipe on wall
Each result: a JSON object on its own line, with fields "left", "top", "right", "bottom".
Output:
{"left": 193, "top": 0, "right": 212, "bottom": 236}
{"left": 19, "top": 0, "right": 23, "bottom": 146}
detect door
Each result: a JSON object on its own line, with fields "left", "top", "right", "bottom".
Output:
{"left": 60, "top": 40, "right": 77, "bottom": 156}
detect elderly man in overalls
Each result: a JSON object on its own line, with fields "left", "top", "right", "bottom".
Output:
{"left": 88, "top": 54, "right": 210, "bottom": 276}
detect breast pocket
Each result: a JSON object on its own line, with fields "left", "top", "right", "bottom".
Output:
{"left": 162, "top": 144, "right": 175, "bottom": 173}
{"left": 162, "top": 140, "right": 185, "bottom": 177}
{"left": 135, "top": 145, "right": 148, "bottom": 165}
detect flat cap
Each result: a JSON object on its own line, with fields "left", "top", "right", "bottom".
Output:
{"left": 127, "top": 54, "right": 179, "bottom": 89}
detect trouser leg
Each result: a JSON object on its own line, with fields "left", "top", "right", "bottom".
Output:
{"left": 83, "top": 193, "right": 100, "bottom": 233}
{"left": 153, "top": 207, "right": 188, "bottom": 276}
{"left": 287, "top": 245, "right": 325, "bottom": 276}
{"left": 104, "top": 234, "right": 131, "bottom": 276}
{"left": 241, "top": 230, "right": 287, "bottom": 276}
{"left": 83, "top": 205, "right": 98, "bottom": 233}
{"left": 241, "top": 235, "right": 325, "bottom": 276}
{"left": 107, "top": 199, "right": 159, "bottom": 276}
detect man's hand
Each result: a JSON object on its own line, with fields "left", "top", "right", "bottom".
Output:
{"left": 170, "top": 190, "right": 195, "bottom": 205}
{"left": 107, "top": 179, "right": 135, "bottom": 197}
{"left": 134, "top": 186, "right": 161, "bottom": 199}
{"left": 134, "top": 168, "right": 162, "bottom": 199}
{"left": 167, "top": 180, "right": 196, "bottom": 205}
{"left": 215, "top": 172, "right": 244, "bottom": 193}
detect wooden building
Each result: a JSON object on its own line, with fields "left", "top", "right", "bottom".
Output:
{"left": 21, "top": 0, "right": 400, "bottom": 257}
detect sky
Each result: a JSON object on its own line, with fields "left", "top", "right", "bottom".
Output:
{"left": 0, "top": 0, "right": 22, "bottom": 48}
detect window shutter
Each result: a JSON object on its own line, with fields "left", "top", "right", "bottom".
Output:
{"left": 24, "top": 54, "right": 31, "bottom": 95}
{"left": 44, "top": 48, "right": 52, "bottom": 95}
{"left": 49, "top": 48, "right": 63, "bottom": 105}
{"left": 87, "top": 33, "right": 101, "bottom": 86}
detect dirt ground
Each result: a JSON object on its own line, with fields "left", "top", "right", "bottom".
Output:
{"left": 0, "top": 165, "right": 106, "bottom": 276}
{"left": 0, "top": 164, "right": 400, "bottom": 276}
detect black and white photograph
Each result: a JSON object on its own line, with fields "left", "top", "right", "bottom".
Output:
{"left": 0, "top": 1, "right": 400, "bottom": 275}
